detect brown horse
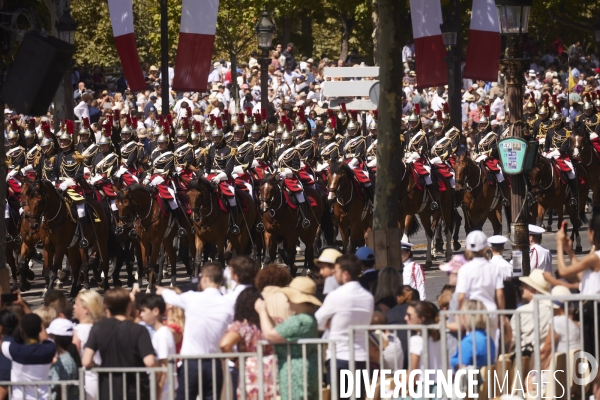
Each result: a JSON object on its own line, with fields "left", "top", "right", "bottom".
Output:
{"left": 397, "top": 161, "right": 454, "bottom": 265}
{"left": 453, "top": 152, "right": 504, "bottom": 235}
{"left": 22, "top": 179, "right": 111, "bottom": 297}
{"left": 116, "top": 184, "right": 187, "bottom": 292}
{"left": 528, "top": 155, "right": 588, "bottom": 251}
{"left": 571, "top": 132, "right": 600, "bottom": 208}
{"left": 326, "top": 161, "right": 372, "bottom": 253}
{"left": 258, "top": 175, "right": 324, "bottom": 276}
{"left": 186, "top": 177, "right": 257, "bottom": 274}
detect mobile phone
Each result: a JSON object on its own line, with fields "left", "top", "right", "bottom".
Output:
{"left": 1, "top": 293, "right": 18, "bottom": 304}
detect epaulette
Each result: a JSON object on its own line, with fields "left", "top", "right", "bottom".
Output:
{"left": 228, "top": 146, "right": 237, "bottom": 156}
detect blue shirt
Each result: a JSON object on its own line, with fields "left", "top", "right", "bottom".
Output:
{"left": 451, "top": 330, "right": 496, "bottom": 369}
{"left": 89, "top": 107, "right": 102, "bottom": 124}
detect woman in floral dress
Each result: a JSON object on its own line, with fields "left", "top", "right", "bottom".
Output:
{"left": 220, "top": 287, "right": 277, "bottom": 399}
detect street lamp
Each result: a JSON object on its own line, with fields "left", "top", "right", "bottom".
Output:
{"left": 255, "top": 7, "right": 275, "bottom": 113}
{"left": 439, "top": 0, "right": 461, "bottom": 132}
{"left": 496, "top": 0, "right": 532, "bottom": 276}
{"left": 55, "top": 6, "right": 78, "bottom": 45}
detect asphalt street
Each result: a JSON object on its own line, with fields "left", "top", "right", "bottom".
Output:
{"left": 17, "top": 207, "right": 586, "bottom": 308}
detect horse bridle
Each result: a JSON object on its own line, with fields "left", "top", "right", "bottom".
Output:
{"left": 258, "top": 182, "right": 283, "bottom": 217}
{"left": 327, "top": 171, "right": 353, "bottom": 207}
{"left": 190, "top": 186, "right": 215, "bottom": 224}
{"left": 573, "top": 135, "right": 593, "bottom": 167}
{"left": 530, "top": 158, "right": 554, "bottom": 196}
{"left": 118, "top": 190, "right": 155, "bottom": 230}
{"left": 24, "top": 184, "right": 63, "bottom": 230}
{"left": 454, "top": 157, "right": 481, "bottom": 193}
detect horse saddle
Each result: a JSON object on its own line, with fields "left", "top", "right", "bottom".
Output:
{"left": 67, "top": 202, "right": 101, "bottom": 224}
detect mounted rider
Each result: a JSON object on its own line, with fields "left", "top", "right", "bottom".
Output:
{"left": 145, "top": 121, "right": 187, "bottom": 237}
{"left": 5, "top": 118, "right": 25, "bottom": 234}
{"left": 428, "top": 112, "right": 457, "bottom": 207}
{"left": 173, "top": 114, "right": 196, "bottom": 193}
{"left": 294, "top": 105, "right": 317, "bottom": 189}
{"left": 523, "top": 92, "right": 538, "bottom": 140}
{"left": 275, "top": 116, "right": 311, "bottom": 229}
{"left": 249, "top": 110, "right": 273, "bottom": 181}
{"left": 575, "top": 93, "right": 598, "bottom": 136}
{"left": 404, "top": 103, "right": 423, "bottom": 148}
{"left": 23, "top": 118, "right": 42, "bottom": 172}
{"left": 116, "top": 115, "right": 142, "bottom": 186}
{"left": 341, "top": 110, "right": 375, "bottom": 206}
{"left": 231, "top": 112, "right": 255, "bottom": 197}
{"left": 366, "top": 110, "right": 377, "bottom": 178}
{"left": 315, "top": 115, "right": 341, "bottom": 179}
{"left": 544, "top": 101, "right": 578, "bottom": 206}
{"left": 205, "top": 117, "right": 241, "bottom": 234}
{"left": 473, "top": 108, "right": 510, "bottom": 207}
{"left": 53, "top": 120, "right": 89, "bottom": 248}
{"left": 533, "top": 96, "right": 552, "bottom": 148}
{"left": 90, "top": 135, "right": 120, "bottom": 219}
{"left": 76, "top": 117, "right": 98, "bottom": 171}
{"left": 38, "top": 122, "right": 57, "bottom": 182}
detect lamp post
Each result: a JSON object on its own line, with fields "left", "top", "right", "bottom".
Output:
{"left": 55, "top": 6, "right": 78, "bottom": 136}
{"left": 255, "top": 7, "right": 275, "bottom": 113}
{"left": 497, "top": 0, "right": 532, "bottom": 276}
{"left": 440, "top": 0, "right": 462, "bottom": 132}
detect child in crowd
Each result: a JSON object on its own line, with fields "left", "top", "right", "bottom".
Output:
{"left": 451, "top": 300, "right": 496, "bottom": 370}
{"left": 47, "top": 318, "right": 80, "bottom": 400}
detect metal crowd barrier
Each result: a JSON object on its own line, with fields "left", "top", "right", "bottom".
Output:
{"left": 0, "top": 368, "right": 84, "bottom": 400}
{"left": 532, "top": 294, "right": 600, "bottom": 400}
{"left": 90, "top": 366, "right": 167, "bottom": 400}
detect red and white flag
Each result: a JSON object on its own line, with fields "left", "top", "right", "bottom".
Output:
{"left": 463, "top": 0, "right": 501, "bottom": 82}
{"left": 107, "top": 0, "right": 146, "bottom": 92}
{"left": 172, "top": 0, "right": 219, "bottom": 92}
{"left": 409, "top": 0, "right": 447, "bottom": 88}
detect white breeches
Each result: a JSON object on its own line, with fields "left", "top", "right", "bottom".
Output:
{"left": 295, "top": 192, "right": 306, "bottom": 203}
{"left": 423, "top": 165, "right": 433, "bottom": 185}
{"left": 167, "top": 188, "right": 178, "bottom": 210}
{"left": 76, "top": 203, "right": 86, "bottom": 218}
{"left": 228, "top": 197, "right": 237, "bottom": 207}
{"left": 110, "top": 199, "right": 118, "bottom": 211}
{"left": 495, "top": 171, "right": 505, "bottom": 183}
{"left": 4, "top": 203, "right": 9, "bottom": 219}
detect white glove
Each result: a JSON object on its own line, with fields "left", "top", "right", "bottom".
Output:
{"left": 279, "top": 168, "right": 293, "bottom": 179}
{"left": 430, "top": 157, "right": 442, "bottom": 164}
{"left": 20, "top": 165, "right": 33, "bottom": 175}
{"left": 545, "top": 149, "right": 560, "bottom": 158}
{"left": 150, "top": 176, "right": 165, "bottom": 186}
{"left": 316, "top": 162, "right": 328, "bottom": 172}
{"left": 232, "top": 165, "right": 244, "bottom": 175}
{"left": 475, "top": 154, "right": 487, "bottom": 163}
{"left": 83, "top": 167, "right": 91, "bottom": 175}
{"left": 90, "top": 175, "right": 103, "bottom": 184}
{"left": 405, "top": 152, "right": 419, "bottom": 163}
{"left": 176, "top": 166, "right": 183, "bottom": 173}
{"left": 348, "top": 158, "right": 359, "bottom": 168}
{"left": 211, "top": 172, "right": 227, "bottom": 184}
{"left": 6, "top": 169, "right": 17, "bottom": 181}
{"left": 143, "top": 178, "right": 150, "bottom": 185}
{"left": 367, "top": 158, "right": 377, "bottom": 168}
{"left": 300, "top": 161, "right": 306, "bottom": 168}
{"left": 251, "top": 159, "right": 259, "bottom": 168}
{"left": 59, "top": 181, "right": 69, "bottom": 191}
{"left": 115, "top": 166, "right": 127, "bottom": 178}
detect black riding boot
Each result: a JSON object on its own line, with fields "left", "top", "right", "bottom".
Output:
{"left": 364, "top": 184, "right": 375, "bottom": 205}
{"left": 426, "top": 184, "right": 439, "bottom": 210}
{"left": 451, "top": 190, "right": 458, "bottom": 209}
{"left": 230, "top": 203, "right": 241, "bottom": 234}
{"left": 5, "top": 218, "right": 12, "bottom": 243}
{"left": 79, "top": 217, "right": 89, "bottom": 248}
{"left": 498, "top": 180, "right": 511, "bottom": 206}
{"left": 298, "top": 201, "right": 311, "bottom": 230}
{"left": 568, "top": 178, "right": 578, "bottom": 206}
{"left": 174, "top": 208, "right": 187, "bottom": 237}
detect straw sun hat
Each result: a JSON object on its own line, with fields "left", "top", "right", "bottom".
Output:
{"left": 278, "top": 277, "right": 322, "bottom": 306}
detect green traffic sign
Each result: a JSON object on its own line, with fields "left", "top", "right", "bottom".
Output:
{"left": 498, "top": 138, "right": 538, "bottom": 175}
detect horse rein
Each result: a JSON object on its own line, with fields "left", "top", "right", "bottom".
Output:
{"left": 119, "top": 192, "right": 156, "bottom": 231}
{"left": 190, "top": 188, "right": 216, "bottom": 225}
{"left": 259, "top": 182, "right": 284, "bottom": 217}
{"left": 328, "top": 171, "right": 353, "bottom": 208}
{"left": 455, "top": 158, "right": 481, "bottom": 193}
{"left": 530, "top": 159, "right": 555, "bottom": 195}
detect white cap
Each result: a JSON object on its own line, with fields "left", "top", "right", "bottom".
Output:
{"left": 551, "top": 285, "right": 572, "bottom": 309}
{"left": 47, "top": 318, "right": 74, "bottom": 336}
{"left": 315, "top": 248, "right": 343, "bottom": 264}
{"left": 491, "top": 120, "right": 499, "bottom": 126}
{"left": 401, "top": 241, "right": 414, "bottom": 250}
{"left": 488, "top": 235, "right": 508, "bottom": 246}
{"left": 528, "top": 224, "right": 545, "bottom": 235}
{"left": 465, "top": 230, "right": 489, "bottom": 252}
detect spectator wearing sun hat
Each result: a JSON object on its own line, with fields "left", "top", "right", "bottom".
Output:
{"left": 314, "top": 248, "right": 343, "bottom": 296}
{"left": 400, "top": 241, "right": 426, "bottom": 300}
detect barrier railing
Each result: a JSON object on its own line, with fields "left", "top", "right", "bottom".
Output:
{"left": 532, "top": 294, "right": 600, "bottom": 400}
{"left": 89, "top": 366, "right": 167, "bottom": 400}
{"left": 0, "top": 368, "right": 84, "bottom": 400}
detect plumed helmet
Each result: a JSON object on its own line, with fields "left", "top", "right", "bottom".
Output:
{"left": 98, "top": 135, "right": 112, "bottom": 146}
{"left": 58, "top": 120, "right": 74, "bottom": 144}
{"left": 190, "top": 132, "right": 200, "bottom": 142}
{"left": 79, "top": 117, "right": 91, "bottom": 136}
{"left": 153, "top": 124, "right": 163, "bottom": 136}
{"left": 176, "top": 126, "right": 188, "bottom": 140}
{"left": 583, "top": 93, "right": 594, "bottom": 111}
{"left": 250, "top": 123, "right": 261, "bottom": 135}
{"left": 204, "top": 123, "right": 213, "bottom": 134}
{"left": 232, "top": 123, "right": 244, "bottom": 133}
{"left": 551, "top": 102, "right": 563, "bottom": 123}
{"left": 40, "top": 136, "right": 54, "bottom": 149}
{"left": 121, "top": 124, "right": 133, "bottom": 136}
{"left": 432, "top": 119, "right": 444, "bottom": 131}
{"left": 7, "top": 118, "right": 19, "bottom": 140}
{"left": 525, "top": 93, "right": 537, "bottom": 110}
{"left": 295, "top": 122, "right": 308, "bottom": 135}
{"left": 212, "top": 118, "right": 224, "bottom": 142}
{"left": 408, "top": 104, "right": 420, "bottom": 123}
{"left": 137, "top": 127, "right": 147, "bottom": 138}
{"left": 281, "top": 130, "right": 293, "bottom": 144}
{"left": 157, "top": 133, "right": 170, "bottom": 144}
{"left": 442, "top": 102, "right": 450, "bottom": 121}
{"left": 24, "top": 118, "right": 36, "bottom": 139}
{"left": 538, "top": 101, "right": 549, "bottom": 115}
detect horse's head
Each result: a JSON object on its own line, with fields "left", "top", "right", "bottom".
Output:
{"left": 570, "top": 131, "right": 588, "bottom": 161}
{"left": 258, "top": 175, "right": 280, "bottom": 213}
{"left": 115, "top": 185, "right": 135, "bottom": 232}
{"left": 187, "top": 178, "right": 212, "bottom": 223}
{"left": 528, "top": 153, "right": 549, "bottom": 196}
{"left": 327, "top": 160, "right": 349, "bottom": 204}
{"left": 453, "top": 152, "right": 470, "bottom": 192}
{"left": 23, "top": 179, "right": 47, "bottom": 230}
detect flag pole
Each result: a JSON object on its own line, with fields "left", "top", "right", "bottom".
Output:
{"left": 160, "top": 0, "right": 170, "bottom": 121}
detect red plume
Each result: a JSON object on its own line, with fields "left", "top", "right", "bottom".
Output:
{"left": 209, "top": 114, "right": 216, "bottom": 124}
{"left": 125, "top": 115, "right": 132, "bottom": 126}
{"left": 245, "top": 106, "right": 252, "bottom": 117}
{"left": 186, "top": 106, "right": 192, "bottom": 118}
{"left": 222, "top": 109, "right": 229, "bottom": 121}
{"left": 236, "top": 113, "right": 243, "bottom": 124}
{"left": 530, "top": 92, "right": 535, "bottom": 101}
{"left": 298, "top": 107, "right": 306, "bottom": 123}
{"left": 596, "top": 89, "right": 600, "bottom": 99}
{"left": 107, "top": 115, "right": 113, "bottom": 128}
{"left": 284, "top": 118, "right": 292, "bottom": 132}
{"left": 254, "top": 113, "right": 262, "bottom": 125}
{"left": 340, "top": 102, "right": 347, "bottom": 114}
{"left": 163, "top": 121, "right": 171, "bottom": 136}
{"left": 435, "top": 110, "right": 443, "bottom": 121}
{"left": 552, "top": 93, "right": 557, "bottom": 104}
{"left": 182, "top": 117, "right": 189, "bottom": 130}
{"left": 216, "top": 117, "right": 223, "bottom": 130}
{"left": 327, "top": 109, "right": 335, "bottom": 119}
{"left": 373, "top": 110, "right": 378, "bottom": 120}
{"left": 82, "top": 117, "right": 90, "bottom": 129}
{"left": 66, "top": 120, "right": 74, "bottom": 135}
{"left": 585, "top": 93, "right": 592, "bottom": 103}
{"left": 114, "top": 109, "right": 120, "bottom": 122}
{"left": 166, "top": 113, "right": 173, "bottom": 127}
{"left": 193, "top": 120, "right": 201, "bottom": 132}
{"left": 414, "top": 104, "right": 420, "bottom": 116}
{"left": 159, "top": 115, "right": 164, "bottom": 125}
{"left": 132, "top": 116, "right": 137, "bottom": 128}
{"left": 349, "top": 110, "right": 358, "bottom": 121}
{"left": 42, "top": 122, "right": 52, "bottom": 138}
{"left": 443, "top": 102, "right": 450, "bottom": 114}
{"left": 10, "top": 118, "right": 18, "bottom": 131}
{"left": 555, "top": 101, "right": 562, "bottom": 113}
{"left": 542, "top": 93, "right": 549, "bottom": 103}
{"left": 27, "top": 118, "right": 35, "bottom": 130}
{"left": 484, "top": 105, "right": 490, "bottom": 117}
{"left": 102, "top": 120, "right": 112, "bottom": 137}
{"left": 592, "top": 92, "right": 598, "bottom": 101}
{"left": 330, "top": 114, "right": 337, "bottom": 129}
{"left": 261, "top": 108, "right": 267, "bottom": 121}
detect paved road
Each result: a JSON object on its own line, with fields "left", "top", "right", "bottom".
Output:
{"left": 17, "top": 207, "right": 587, "bottom": 308}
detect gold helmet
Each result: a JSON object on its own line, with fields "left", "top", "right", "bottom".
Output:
{"left": 24, "top": 118, "right": 37, "bottom": 140}
{"left": 432, "top": 111, "right": 444, "bottom": 131}
{"left": 211, "top": 118, "right": 224, "bottom": 144}
{"left": 525, "top": 92, "right": 537, "bottom": 111}
{"left": 538, "top": 97, "right": 550, "bottom": 115}
{"left": 98, "top": 135, "right": 112, "bottom": 146}
{"left": 176, "top": 117, "right": 190, "bottom": 140}
{"left": 7, "top": 118, "right": 20, "bottom": 141}
{"left": 79, "top": 117, "right": 91, "bottom": 136}
{"left": 40, "top": 122, "right": 53, "bottom": 150}
{"left": 58, "top": 120, "right": 75, "bottom": 148}
{"left": 583, "top": 93, "right": 594, "bottom": 112}
{"left": 408, "top": 104, "right": 420, "bottom": 124}
{"left": 551, "top": 101, "right": 563, "bottom": 125}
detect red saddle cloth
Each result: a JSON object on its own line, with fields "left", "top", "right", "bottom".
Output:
{"left": 553, "top": 156, "right": 572, "bottom": 172}
{"left": 234, "top": 172, "right": 253, "bottom": 193}
{"left": 177, "top": 168, "right": 195, "bottom": 192}
{"left": 282, "top": 189, "right": 318, "bottom": 210}
{"left": 447, "top": 155, "right": 456, "bottom": 169}
{"left": 7, "top": 178, "right": 21, "bottom": 200}
{"left": 298, "top": 164, "right": 316, "bottom": 186}
{"left": 432, "top": 162, "right": 454, "bottom": 178}
{"left": 154, "top": 192, "right": 169, "bottom": 217}
{"left": 591, "top": 137, "right": 600, "bottom": 155}
{"left": 250, "top": 161, "right": 271, "bottom": 181}
{"left": 215, "top": 191, "right": 252, "bottom": 213}
{"left": 121, "top": 171, "right": 139, "bottom": 186}
{"left": 282, "top": 176, "right": 303, "bottom": 193}
{"left": 412, "top": 159, "right": 429, "bottom": 176}
{"left": 95, "top": 179, "right": 117, "bottom": 198}
{"left": 150, "top": 174, "right": 175, "bottom": 200}
{"left": 483, "top": 158, "right": 501, "bottom": 173}
{"left": 206, "top": 173, "right": 235, "bottom": 197}
{"left": 551, "top": 159, "right": 585, "bottom": 185}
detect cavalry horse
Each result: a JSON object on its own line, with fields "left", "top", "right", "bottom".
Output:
{"left": 571, "top": 131, "right": 600, "bottom": 210}
{"left": 186, "top": 177, "right": 257, "bottom": 275}
{"left": 258, "top": 175, "right": 325, "bottom": 276}
{"left": 453, "top": 152, "right": 505, "bottom": 235}
{"left": 528, "top": 154, "right": 588, "bottom": 252}
{"left": 398, "top": 161, "right": 454, "bottom": 265}
{"left": 21, "top": 179, "right": 111, "bottom": 297}
{"left": 116, "top": 184, "right": 194, "bottom": 291}
{"left": 326, "top": 161, "right": 372, "bottom": 253}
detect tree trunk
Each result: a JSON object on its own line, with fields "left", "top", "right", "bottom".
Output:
{"left": 301, "top": 15, "right": 313, "bottom": 60}
{"left": 371, "top": 0, "right": 403, "bottom": 269}
{"left": 230, "top": 52, "right": 239, "bottom": 113}
{"left": 372, "top": 0, "right": 379, "bottom": 65}
{"left": 282, "top": 15, "right": 291, "bottom": 48}
{"left": 339, "top": 13, "right": 353, "bottom": 63}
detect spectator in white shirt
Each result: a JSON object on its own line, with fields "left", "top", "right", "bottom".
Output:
{"left": 315, "top": 248, "right": 343, "bottom": 296}
{"left": 224, "top": 256, "right": 259, "bottom": 305}
{"left": 315, "top": 255, "right": 374, "bottom": 399}
{"left": 74, "top": 93, "right": 92, "bottom": 120}
{"left": 157, "top": 263, "right": 233, "bottom": 400}
{"left": 529, "top": 224, "right": 553, "bottom": 272}
{"left": 208, "top": 62, "right": 221, "bottom": 84}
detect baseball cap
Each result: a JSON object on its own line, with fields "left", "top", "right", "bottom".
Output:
{"left": 314, "top": 248, "right": 342, "bottom": 265}
{"left": 439, "top": 255, "right": 467, "bottom": 273}
{"left": 465, "top": 230, "right": 489, "bottom": 252}
{"left": 150, "top": 95, "right": 157, "bottom": 101}
{"left": 47, "top": 318, "right": 74, "bottom": 336}
{"left": 551, "top": 285, "right": 572, "bottom": 309}
{"left": 355, "top": 246, "right": 375, "bottom": 262}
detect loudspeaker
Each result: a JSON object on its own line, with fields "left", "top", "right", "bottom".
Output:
{"left": 0, "top": 31, "right": 75, "bottom": 116}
